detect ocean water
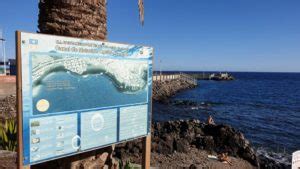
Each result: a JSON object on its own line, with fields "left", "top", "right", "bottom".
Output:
{"left": 31, "top": 52, "right": 150, "bottom": 115}
{"left": 33, "top": 72, "right": 148, "bottom": 115}
{"left": 153, "top": 72, "right": 300, "bottom": 157}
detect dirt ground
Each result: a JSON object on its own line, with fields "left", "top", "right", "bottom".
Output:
{"left": 123, "top": 147, "right": 256, "bottom": 169}
{"left": 150, "top": 148, "right": 256, "bottom": 169}
{"left": 0, "top": 76, "right": 16, "bottom": 99}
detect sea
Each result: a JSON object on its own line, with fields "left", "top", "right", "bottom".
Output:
{"left": 33, "top": 72, "right": 148, "bottom": 115}
{"left": 153, "top": 72, "right": 300, "bottom": 164}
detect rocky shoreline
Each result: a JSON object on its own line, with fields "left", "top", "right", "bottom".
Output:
{"left": 115, "top": 119, "right": 291, "bottom": 168}
{"left": 150, "top": 79, "right": 290, "bottom": 168}
{"left": 115, "top": 119, "right": 258, "bottom": 168}
{"left": 0, "top": 80, "right": 292, "bottom": 168}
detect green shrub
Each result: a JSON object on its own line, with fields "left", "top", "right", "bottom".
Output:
{"left": 0, "top": 118, "right": 17, "bottom": 151}
{"left": 124, "top": 161, "right": 133, "bottom": 169}
{"left": 122, "top": 160, "right": 140, "bottom": 169}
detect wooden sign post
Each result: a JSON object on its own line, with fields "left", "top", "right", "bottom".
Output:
{"left": 16, "top": 31, "right": 29, "bottom": 169}
{"left": 142, "top": 135, "right": 151, "bottom": 169}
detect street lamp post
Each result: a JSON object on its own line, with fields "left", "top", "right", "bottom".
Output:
{"left": 159, "top": 59, "right": 162, "bottom": 76}
{"left": 0, "top": 38, "right": 6, "bottom": 75}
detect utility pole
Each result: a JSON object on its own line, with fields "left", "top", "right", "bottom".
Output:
{"left": 0, "top": 34, "right": 6, "bottom": 75}
{"left": 2, "top": 39, "right": 6, "bottom": 75}
{"left": 159, "top": 59, "right": 162, "bottom": 76}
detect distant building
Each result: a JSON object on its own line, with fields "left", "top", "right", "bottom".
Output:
{"left": 0, "top": 61, "right": 7, "bottom": 75}
{"left": 9, "top": 59, "right": 16, "bottom": 75}
{"left": 0, "top": 59, "right": 16, "bottom": 75}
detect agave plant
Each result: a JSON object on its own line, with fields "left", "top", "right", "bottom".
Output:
{"left": 124, "top": 161, "right": 133, "bottom": 169}
{"left": 0, "top": 118, "right": 17, "bottom": 151}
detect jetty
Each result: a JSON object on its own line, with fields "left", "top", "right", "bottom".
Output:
{"left": 152, "top": 73, "right": 197, "bottom": 102}
{"left": 153, "top": 72, "right": 197, "bottom": 85}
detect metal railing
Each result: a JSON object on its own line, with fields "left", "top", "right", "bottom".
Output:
{"left": 152, "top": 72, "right": 197, "bottom": 86}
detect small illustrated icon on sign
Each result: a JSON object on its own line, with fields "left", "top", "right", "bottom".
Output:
{"left": 36, "top": 99, "right": 50, "bottom": 112}
{"left": 29, "top": 39, "right": 38, "bottom": 45}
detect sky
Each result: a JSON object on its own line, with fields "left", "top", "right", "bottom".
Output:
{"left": 0, "top": 0, "right": 300, "bottom": 72}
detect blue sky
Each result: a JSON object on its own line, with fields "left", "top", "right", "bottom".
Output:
{"left": 0, "top": 0, "right": 300, "bottom": 72}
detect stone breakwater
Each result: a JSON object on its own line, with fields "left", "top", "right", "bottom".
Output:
{"left": 152, "top": 79, "right": 197, "bottom": 102}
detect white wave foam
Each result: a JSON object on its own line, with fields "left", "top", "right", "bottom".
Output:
{"left": 256, "top": 147, "right": 292, "bottom": 165}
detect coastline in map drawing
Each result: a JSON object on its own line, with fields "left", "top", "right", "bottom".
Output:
{"left": 31, "top": 53, "right": 150, "bottom": 115}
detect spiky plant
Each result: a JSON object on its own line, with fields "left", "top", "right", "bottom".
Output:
{"left": 124, "top": 161, "right": 133, "bottom": 169}
{"left": 0, "top": 118, "right": 17, "bottom": 151}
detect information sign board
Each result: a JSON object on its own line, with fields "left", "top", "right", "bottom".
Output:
{"left": 16, "top": 32, "right": 153, "bottom": 165}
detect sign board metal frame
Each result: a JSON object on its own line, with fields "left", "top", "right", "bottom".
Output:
{"left": 16, "top": 31, "right": 153, "bottom": 169}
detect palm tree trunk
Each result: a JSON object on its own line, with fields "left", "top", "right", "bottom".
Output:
{"left": 38, "top": 0, "right": 107, "bottom": 40}
{"left": 36, "top": 1, "right": 115, "bottom": 168}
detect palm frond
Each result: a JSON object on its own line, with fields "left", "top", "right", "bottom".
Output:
{"left": 138, "top": 0, "right": 144, "bottom": 25}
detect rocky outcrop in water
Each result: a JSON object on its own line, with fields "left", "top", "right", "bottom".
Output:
{"left": 209, "top": 73, "right": 235, "bottom": 81}
{"left": 190, "top": 72, "right": 235, "bottom": 81}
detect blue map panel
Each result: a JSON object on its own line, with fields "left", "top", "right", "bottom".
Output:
{"left": 29, "top": 114, "right": 78, "bottom": 163}
{"left": 119, "top": 104, "right": 148, "bottom": 141}
{"left": 81, "top": 109, "right": 118, "bottom": 150}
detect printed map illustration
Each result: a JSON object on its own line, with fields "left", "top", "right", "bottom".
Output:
{"left": 31, "top": 53, "right": 149, "bottom": 115}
